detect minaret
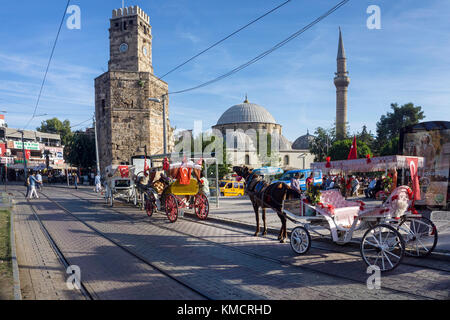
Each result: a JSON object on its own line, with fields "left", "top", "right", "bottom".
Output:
{"left": 334, "top": 27, "right": 350, "bottom": 140}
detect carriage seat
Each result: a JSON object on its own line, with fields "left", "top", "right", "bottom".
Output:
{"left": 359, "top": 186, "right": 413, "bottom": 219}
{"left": 316, "top": 189, "right": 361, "bottom": 229}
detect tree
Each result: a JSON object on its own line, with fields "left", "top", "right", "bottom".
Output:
{"left": 328, "top": 139, "right": 372, "bottom": 161}
{"left": 37, "top": 117, "right": 73, "bottom": 147}
{"left": 67, "top": 132, "right": 96, "bottom": 168}
{"left": 375, "top": 103, "right": 425, "bottom": 152}
{"left": 356, "top": 125, "right": 375, "bottom": 150}
{"left": 379, "top": 136, "right": 399, "bottom": 156}
{"left": 310, "top": 127, "right": 335, "bottom": 162}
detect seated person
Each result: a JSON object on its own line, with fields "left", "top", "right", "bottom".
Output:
{"left": 290, "top": 173, "right": 302, "bottom": 194}
{"left": 365, "top": 178, "right": 377, "bottom": 198}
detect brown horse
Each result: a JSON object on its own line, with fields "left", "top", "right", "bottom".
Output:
{"left": 233, "top": 166, "right": 298, "bottom": 243}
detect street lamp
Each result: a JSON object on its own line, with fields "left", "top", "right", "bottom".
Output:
{"left": 148, "top": 95, "right": 168, "bottom": 155}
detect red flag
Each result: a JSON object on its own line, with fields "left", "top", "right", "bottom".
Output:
{"left": 25, "top": 149, "right": 31, "bottom": 160}
{"left": 118, "top": 165, "right": 129, "bottom": 178}
{"left": 406, "top": 157, "right": 421, "bottom": 201}
{"left": 347, "top": 137, "right": 358, "bottom": 160}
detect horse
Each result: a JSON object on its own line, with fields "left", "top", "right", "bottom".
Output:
{"left": 233, "top": 166, "right": 299, "bottom": 243}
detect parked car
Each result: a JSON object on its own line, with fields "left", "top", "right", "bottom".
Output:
{"left": 272, "top": 169, "right": 322, "bottom": 191}
{"left": 220, "top": 180, "right": 245, "bottom": 197}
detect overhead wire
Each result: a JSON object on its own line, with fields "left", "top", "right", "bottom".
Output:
{"left": 158, "top": 0, "right": 292, "bottom": 80}
{"left": 24, "top": 0, "right": 71, "bottom": 129}
{"left": 169, "top": 0, "right": 350, "bottom": 95}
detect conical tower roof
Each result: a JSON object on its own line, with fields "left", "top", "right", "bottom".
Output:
{"left": 337, "top": 27, "right": 346, "bottom": 59}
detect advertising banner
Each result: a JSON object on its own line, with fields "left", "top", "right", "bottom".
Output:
{"left": 402, "top": 128, "right": 450, "bottom": 206}
{"left": 12, "top": 141, "right": 40, "bottom": 151}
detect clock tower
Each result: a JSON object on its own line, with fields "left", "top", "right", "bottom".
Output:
{"left": 95, "top": 5, "right": 172, "bottom": 173}
{"left": 108, "top": 6, "right": 153, "bottom": 73}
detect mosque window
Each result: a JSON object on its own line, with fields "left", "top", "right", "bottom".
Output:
{"left": 245, "top": 155, "right": 250, "bottom": 165}
{"left": 284, "top": 155, "right": 289, "bottom": 166}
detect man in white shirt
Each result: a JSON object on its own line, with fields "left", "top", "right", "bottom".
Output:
{"left": 36, "top": 171, "right": 43, "bottom": 190}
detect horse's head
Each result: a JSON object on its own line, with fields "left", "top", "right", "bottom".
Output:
{"left": 233, "top": 166, "right": 252, "bottom": 180}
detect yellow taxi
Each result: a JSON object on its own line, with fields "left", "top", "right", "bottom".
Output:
{"left": 219, "top": 180, "right": 245, "bottom": 197}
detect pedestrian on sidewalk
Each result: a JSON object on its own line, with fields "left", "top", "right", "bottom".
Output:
{"left": 29, "top": 171, "right": 39, "bottom": 199}
{"left": 94, "top": 173, "right": 102, "bottom": 193}
{"left": 36, "top": 171, "right": 43, "bottom": 190}
{"left": 74, "top": 173, "right": 79, "bottom": 189}
{"left": 25, "top": 172, "right": 31, "bottom": 198}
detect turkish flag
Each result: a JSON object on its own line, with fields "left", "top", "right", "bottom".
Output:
{"left": 347, "top": 136, "right": 358, "bottom": 160}
{"left": 407, "top": 157, "right": 421, "bottom": 201}
{"left": 118, "top": 165, "right": 129, "bottom": 178}
{"left": 25, "top": 149, "right": 31, "bottom": 160}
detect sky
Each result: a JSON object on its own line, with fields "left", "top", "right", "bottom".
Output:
{"left": 1, "top": 0, "right": 449, "bottom": 142}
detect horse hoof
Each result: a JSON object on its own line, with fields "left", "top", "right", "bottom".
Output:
{"left": 280, "top": 238, "right": 286, "bottom": 243}
{"left": 262, "top": 231, "right": 267, "bottom": 236}
{"left": 254, "top": 232, "right": 259, "bottom": 237}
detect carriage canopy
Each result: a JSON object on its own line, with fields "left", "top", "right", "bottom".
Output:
{"left": 311, "top": 155, "right": 424, "bottom": 174}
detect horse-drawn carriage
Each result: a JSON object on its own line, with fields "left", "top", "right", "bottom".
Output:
{"left": 104, "top": 164, "right": 137, "bottom": 207}
{"left": 283, "top": 155, "right": 438, "bottom": 272}
{"left": 138, "top": 158, "right": 209, "bottom": 223}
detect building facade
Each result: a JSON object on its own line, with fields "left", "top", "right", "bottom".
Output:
{"left": 212, "top": 98, "right": 315, "bottom": 170}
{"left": 95, "top": 6, "right": 172, "bottom": 174}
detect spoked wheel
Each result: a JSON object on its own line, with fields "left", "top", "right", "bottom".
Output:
{"left": 165, "top": 194, "right": 178, "bottom": 223}
{"left": 361, "top": 224, "right": 405, "bottom": 272}
{"left": 144, "top": 193, "right": 156, "bottom": 217}
{"left": 397, "top": 216, "right": 438, "bottom": 257}
{"left": 290, "top": 226, "right": 311, "bottom": 255}
{"left": 194, "top": 193, "right": 209, "bottom": 220}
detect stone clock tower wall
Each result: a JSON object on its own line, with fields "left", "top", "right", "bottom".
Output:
{"left": 95, "top": 6, "right": 171, "bottom": 173}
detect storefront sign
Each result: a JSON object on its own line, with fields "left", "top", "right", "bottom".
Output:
{"left": 12, "top": 141, "right": 40, "bottom": 151}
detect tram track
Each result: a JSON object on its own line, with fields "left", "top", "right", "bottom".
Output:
{"left": 20, "top": 190, "right": 212, "bottom": 300}
{"left": 43, "top": 188, "right": 449, "bottom": 300}
{"left": 74, "top": 188, "right": 450, "bottom": 274}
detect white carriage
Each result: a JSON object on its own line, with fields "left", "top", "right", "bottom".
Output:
{"left": 283, "top": 155, "right": 438, "bottom": 272}
{"left": 104, "top": 164, "right": 137, "bottom": 207}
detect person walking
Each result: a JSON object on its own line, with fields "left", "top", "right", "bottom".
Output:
{"left": 29, "top": 171, "right": 39, "bottom": 199}
{"left": 36, "top": 171, "right": 43, "bottom": 190}
{"left": 74, "top": 173, "right": 79, "bottom": 189}
{"left": 94, "top": 173, "right": 102, "bottom": 193}
{"left": 25, "top": 172, "right": 31, "bottom": 198}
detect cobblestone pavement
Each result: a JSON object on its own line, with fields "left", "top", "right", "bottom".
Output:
{"left": 13, "top": 192, "right": 85, "bottom": 300}
{"left": 11, "top": 188, "right": 204, "bottom": 300}
{"left": 13, "top": 185, "right": 449, "bottom": 300}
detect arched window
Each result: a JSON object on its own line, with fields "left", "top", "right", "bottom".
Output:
{"left": 245, "top": 155, "right": 250, "bottom": 165}
{"left": 284, "top": 155, "right": 289, "bottom": 166}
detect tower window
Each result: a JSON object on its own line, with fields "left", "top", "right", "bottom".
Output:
{"left": 101, "top": 99, "right": 106, "bottom": 114}
{"left": 284, "top": 155, "right": 289, "bottom": 166}
{"left": 115, "top": 22, "right": 119, "bottom": 28}
{"left": 129, "top": 20, "right": 133, "bottom": 25}
{"left": 245, "top": 155, "right": 250, "bottom": 165}
{"left": 123, "top": 21, "right": 127, "bottom": 30}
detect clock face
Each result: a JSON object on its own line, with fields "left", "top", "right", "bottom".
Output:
{"left": 143, "top": 46, "right": 148, "bottom": 56}
{"left": 119, "top": 43, "right": 128, "bottom": 53}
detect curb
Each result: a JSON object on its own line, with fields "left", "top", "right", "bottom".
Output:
{"left": 9, "top": 202, "right": 22, "bottom": 300}
{"left": 184, "top": 211, "right": 450, "bottom": 260}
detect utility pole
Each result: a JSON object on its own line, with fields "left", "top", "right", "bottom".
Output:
{"left": 19, "top": 130, "right": 28, "bottom": 181}
{"left": 93, "top": 115, "right": 101, "bottom": 174}
{"left": 162, "top": 94, "right": 167, "bottom": 155}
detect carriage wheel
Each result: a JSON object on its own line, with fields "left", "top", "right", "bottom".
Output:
{"left": 397, "top": 217, "right": 438, "bottom": 257}
{"left": 194, "top": 194, "right": 209, "bottom": 220}
{"left": 361, "top": 224, "right": 405, "bottom": 272}
{"left": 144, "top": 193, "right": 156, "bottom": 217}
{"left": 165, "top": 194, "right": 178, "bottom": 223}
{"left": 290, "top": 226, "right": 311, "bottom": 255}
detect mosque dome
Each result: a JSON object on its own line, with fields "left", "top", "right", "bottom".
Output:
{"left": 216, "top": 98, "right": 277, "bottom": 126}
{"left": 292, "top": 131, "right": 315, "bottom": 150}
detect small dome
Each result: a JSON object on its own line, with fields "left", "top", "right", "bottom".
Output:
{"left": 217, "top": 99, "right": 276, "bottom": 125}
{"left": 292, "top": 131, "right": 315, "bottom": 150}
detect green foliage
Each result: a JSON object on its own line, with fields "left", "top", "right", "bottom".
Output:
{"left": 310, "top": 127, "right": 335, "bottom": 162}
{"left": 67, "top": 132, "right": 96, "bottom": 168}
{"left": 380, "top": 136, "right": 399, "bottom": 156}
{"left": 328, "top": 139, "right": 372, "bottom": 161}
{"left": 356, "top": 125, "right": 375, "bottom": 150}
{"left": 37, "top": 117, "right": 73, "bottom": 147}
{"left": 375, "top": 102, "right": 425, "bottom": 152}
